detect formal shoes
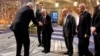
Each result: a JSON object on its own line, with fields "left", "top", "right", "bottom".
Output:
{"left": 64, "top": 51, "right": 69, "bottom": 55}
{"left": 78, "top": 51, "right": 93, "bottom": 56}
{"left": 38, "top": 44, "right": 41, "bottom": 47}
{"left": 64, "top": 51, "right": 73, "bottom": 56}
{"left": 38, "top": 44, "right": 43, "bottom": 47}
{"left": 16, "top": 55, "right": 22, "bottom": 56}
{"left": 42, "top": 50, "right": 50, "bottom": 54}
{"left": 85, "top": 52, "right": 93, "bottom": 56}
{"left": 79, "top": 54, "right": 83, "bottom": 56}
{"left": 64, "top": 51, "right": 73, "bottom": 54}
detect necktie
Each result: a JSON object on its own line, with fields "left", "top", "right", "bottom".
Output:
{"left": 79, "top": 13, "right": 83, "bottom": 24}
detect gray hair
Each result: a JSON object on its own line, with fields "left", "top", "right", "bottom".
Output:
{"left": 41, "top": 9, "right": 47, "bottom": 13}
{"left": 26, "top": 2, "right": 33, "bottom": 6}
{"left": 26, "top": 2, "right": 34, "bottom": 9}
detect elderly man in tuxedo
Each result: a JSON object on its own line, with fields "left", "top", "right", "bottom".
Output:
{"left": 77, "top": 3, "right": 93, "bottom": 56}
{"left": 40, "top": 9, "right": 53, "bottom": 53}
{"left": 62, "top": 8, "right": 76, "bottom": 56}
{"left": 10, "top": 2, "right": 43, "bottom": 56}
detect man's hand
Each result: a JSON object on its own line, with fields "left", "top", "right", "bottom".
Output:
{"left": 38, "top": 21, "right": 43, "bottom": 26}
{"left": 84, "top": 34, "right": 88, "bottom": 38}
{"left": 91, "top": 27, "right": 97, "bottom": 35}
{"left": 72, "top": 34, "right": 75, "bottom": 37}
{"left": 91, "top": 27, "right": 96, "bottom": 33}
{"left": 93, "top": 31, "right": 97, "bottom": 35}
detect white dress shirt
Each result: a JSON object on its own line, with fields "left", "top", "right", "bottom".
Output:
{"left": 63, "top": 14, "right": 69, "bottom": 26}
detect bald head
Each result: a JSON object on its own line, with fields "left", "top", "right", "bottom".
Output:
{"left": 62, "top": 8, "right": 68, "bottom": 13}
{"left": 41, "top": 9, "right": 47, "bottom": 16}
{"left": 62, "top": 8, "right": 69, "bottom": 17}
{"left": 26, "top": 2, "right": 34, "bottom": 9}
{"left": 78, "top": 3, "right": 86, "bottom": 12}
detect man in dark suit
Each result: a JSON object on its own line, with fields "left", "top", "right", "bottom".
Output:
{"left": 36, "top": 2, "right": 44, "bottom": 47}
{"left": 77, "top": 3, "right": 93, "bottom": 56}
{"left": 62, "top": 8, "right": 76, "bottom": 56}
{"left": 91, "top": 5, "right": 100, "bottom": 56}
{"left": 40, "top": 9, "right": 53, "bottom": 53}
{"left": 10, "top": 2, "right": 43, "bottom": 56}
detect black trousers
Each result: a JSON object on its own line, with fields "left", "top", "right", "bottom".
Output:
{"left": 14, "top": 30, "right": 30, "bottom": 56}
{"left": 42, "top": 31, "right": 52, "bottom": 51}
{"left": 94, "top": 33, "right": 100, "bottom": 56}
{"left": 64, "top": 35, "right": 73, "bottom": 54}
{"left": 37, "top": 26, "right": 43, "bottom": 44}
{"left": 78, "top": 35, "right": 91, "bottom": 56}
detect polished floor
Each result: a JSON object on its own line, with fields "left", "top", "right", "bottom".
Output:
{"left": 0, "top": 26, "right": 94, "bottom": 56}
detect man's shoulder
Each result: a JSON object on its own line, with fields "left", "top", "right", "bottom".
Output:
{"left": 18, "top": 6, "right": 31, "bottom": 12}
{"left": 96, "top": 10, "right": 100, "bottom": 15}
{"left": 84, "top": 11, "right": 90, "bottom": 15}
{"left": 36, "top": 9, "right": 40, "bottom": 12}
{"left": 47, "top": 14, "right": 50, "bottom": 16}
{"left": 20, "top": 6, "right": 29, "bottom": 10}
{"left": 68, "top": 14, "right": 75, "bottom": 19}
{"left": 46, "top": 14, "right": 51, "bottom": 18}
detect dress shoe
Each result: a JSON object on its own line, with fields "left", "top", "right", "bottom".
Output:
{"left": 41, "top": 44, "right": 43, "bottom": 47}
{"left": 64, "top": 51, "right": 73, "bottom": 55}
{"left": 78, "top": 53, "right": 84, "bottom": 56}
{"left": 85, "top": 52, "right": 93, "bottom": 56}
{"left": 16, "top": 55, "right": 21, "bottom": 56}
{"left": 42, "top": 50, "right": 50, "bottom": 54}
{"left": 79, "top": 55, "right": 83, "bottom": 56}
{"left": 44, "top": 51, "right": 50, "bottom": 54}
{"left": 42, "top": 50, "right": 45, "bottom": 52}
{"left": 69, "top": 53, "right": 73, "bottom": 56}
{"left": 64, "top": 51, "right": 69, "bottom": 55}
{"left": 38, "top": 44, "right": 43, "bottom": 47}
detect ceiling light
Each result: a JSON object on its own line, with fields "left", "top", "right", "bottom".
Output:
{"left": 55, "top": 2, "right": 59, "bottom": 8}
{"left": 97, "top": 1, "right": 100, "bottom": 5}
{"left": 73, "top": 1, "right": 78, "bottom": 6}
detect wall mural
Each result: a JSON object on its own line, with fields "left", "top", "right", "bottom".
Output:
{"left": 0, "top": 0, "right": 21, "bottom": 30}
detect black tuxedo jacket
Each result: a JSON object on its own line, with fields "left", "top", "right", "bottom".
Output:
{"left": 63, "top": 14, "right": 76, "bottom": 37}
{"left": 77, "top": 11, "right": 91, "bottom": 36}
{"left": 10, "top": 6, "right": 38, "bottom": 31}
{"left": 41, "top": 14, "right": 53, "bottom": 33}
{"left": 92, "top": 10, "right": 100, "bottom": 33}
{"left": 36, "top": 9, "right": 43, "bottom": 23}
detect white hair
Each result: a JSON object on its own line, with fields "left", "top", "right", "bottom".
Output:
{"left": 41, "top": 9, "right": 46, "bottom": 13}
{"left": 26, "top": 2, "right": 33, "bottom": 6}
{"left": 26, "top": 2, "right": 34, "bottom": 9}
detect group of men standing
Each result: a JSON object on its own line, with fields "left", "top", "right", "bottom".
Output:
{"left": 62, "top": 3, "right": 100, "bottom": 56}
{"left": 9, "top": 1, "right": 100, "bottom": 56}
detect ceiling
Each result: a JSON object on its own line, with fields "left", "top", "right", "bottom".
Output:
{"left": 35, "top": 0, "right": 97, "bottom": 9}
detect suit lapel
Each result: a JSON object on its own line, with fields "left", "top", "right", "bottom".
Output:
{"left": 64, "top": 14, "right": 70, "bottom": 26}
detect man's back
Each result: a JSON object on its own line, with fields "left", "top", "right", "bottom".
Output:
{"left": 10, "top": 6, "right": 35, "bottom": 31}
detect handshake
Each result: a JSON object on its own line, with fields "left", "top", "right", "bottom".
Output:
{"left": 38, "top": 21, "right": 43, "bottom": 26}
{"left": 91, "top": 27, "right": 97, "bottom": 35}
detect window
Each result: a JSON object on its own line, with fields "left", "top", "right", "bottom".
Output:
{"left": 50, "top": 11, "right": 58, "bottom": 23}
